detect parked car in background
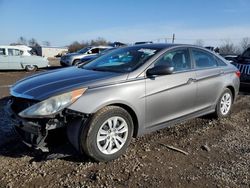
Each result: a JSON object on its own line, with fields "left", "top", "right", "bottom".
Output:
{"left": 60, "top": 46, "right": 112, "bottom": 66}
{"left": 79, "top": 47, "right": 117, "bottom": 64}
{"left": 0, "top": 45, "right": 49, "bottom": 71}
{"left": 223, "top": 54, "right": 238, "bottom": 63}
{"left": 231, "top": 47, "right": 250, "bottom": 86}
{"left": 8, "top": 44, "right": 240, "bottom": 162}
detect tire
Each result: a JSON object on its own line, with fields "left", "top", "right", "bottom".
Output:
{"left": 25, "top": 65, "right": 37, "bottom": 72}
{"left": 213, "top": 88, "right": 233, "bottom": 118}
{"left": 78, "top": 106, "right": 134, "bottom": 162}
{"left": 72, "top": 59, "right": 80, "bottom": 66}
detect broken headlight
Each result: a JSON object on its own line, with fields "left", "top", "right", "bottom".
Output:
{"left": 19, "top": 88, "right": 87, "bottom": 118}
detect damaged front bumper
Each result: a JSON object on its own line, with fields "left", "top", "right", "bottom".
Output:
{"left": 6, "top": 98, "right": 86, "bottom": 152}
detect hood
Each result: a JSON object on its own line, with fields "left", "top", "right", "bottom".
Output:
{"left": 11, "top": 67, "right": 128, "bottom": 100}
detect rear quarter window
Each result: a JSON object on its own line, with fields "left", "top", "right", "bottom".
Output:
{"left": 215, "top": 56, "right": 227, "bottom": 66}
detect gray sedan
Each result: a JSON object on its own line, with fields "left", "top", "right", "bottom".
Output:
{"left": 8, "top": 44, "right": 240, "bottom": 161}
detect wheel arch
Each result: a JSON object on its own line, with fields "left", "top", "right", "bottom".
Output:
{"left": 106, "top": 103, "right": 139, "bottom": 138}
{"left": 226, "top": 85, "right": 236, "bottom": 102}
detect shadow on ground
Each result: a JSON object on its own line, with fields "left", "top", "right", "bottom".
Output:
{"left": 0, "top": 84, "right": 249, "bottom": 163}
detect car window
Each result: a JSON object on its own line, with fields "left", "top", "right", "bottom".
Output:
{"left": 0, "top": 48, "right": 6, "bottom": 55}
{"left": 154, "top": 49, "right": 191, "bottom": 72}
{"left": 8, "top": 49, "right": 22, "bottom": 56}
{"left": 192, "top": 49, "right": 217, "bottom": 68}
{"left": 215, "top": 56, "right": 227, "bottom": 66}
{"left": 89, "top": 48, "right": 99, "bottom": 54}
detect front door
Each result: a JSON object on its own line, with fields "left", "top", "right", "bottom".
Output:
{"left": 145, "top": 48, "right": 197, "bottom": 128}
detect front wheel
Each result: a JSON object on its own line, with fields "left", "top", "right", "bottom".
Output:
{"left": 213, "top": 88, "right": 233, "bottom": 118}
{"left": 78, "top": 106, "right": 134, "bottom": 162}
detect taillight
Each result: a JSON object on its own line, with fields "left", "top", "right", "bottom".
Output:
{"left": 235, "top": 70, "right": 241, "bottom": 78}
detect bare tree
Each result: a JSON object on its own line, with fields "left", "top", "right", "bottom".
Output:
{"left": 28, "top": 38, "right": 40, "bottom": 47}
{"left": 43, "top": 41, "right": 51, "bottom": 47}
{"left": 68, "top": 41, "right": 85, "bottom": 53}
{"left": 68, "top": 38, "right": 110, "bottom": 53}
{"left": 240, "top": 37, "right": 250, "bottom": 52}
{"left": 194, "top": 39, "right": 204, "bottom": 47}
{"left": 17, "top": 36, "right": 27, "bottom": 45}
{"left": 219, "top": 39, "right": 240, "bottom": 55}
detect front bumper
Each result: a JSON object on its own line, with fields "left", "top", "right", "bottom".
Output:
{"left": 60, "top": 59, "right": 72, "bottom": 66}
{"left": 6, "top": 100, "right": 66, "bottom": 152}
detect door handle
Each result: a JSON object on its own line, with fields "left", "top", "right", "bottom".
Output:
{"left": 187, "top": 78, "right": 196, "bottom": 84}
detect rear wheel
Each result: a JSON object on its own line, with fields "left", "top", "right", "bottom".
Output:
{"left": 213, "top": 88, "right": 233, "bottom": 118}
{"left": 77, "top": 106, "right": 134, "bottom": 162}
{"left": 25, "top": 65, "right": 37, "bottom": 72}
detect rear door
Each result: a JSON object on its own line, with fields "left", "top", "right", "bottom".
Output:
{"left": 7, "top": 48, "right": 23, "bottom": 69}
{"left": 145, "top": 48, "right": 197, "bottom": 128}
{"left": 191, "top": 48, "right": 225, "bottom": 110}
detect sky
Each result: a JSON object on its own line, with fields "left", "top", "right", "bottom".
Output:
{"left": 0, "top": 0, "right": 250, "bottom": 47}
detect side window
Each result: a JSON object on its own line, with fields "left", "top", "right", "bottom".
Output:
{"left": 89, "top": 48, "right": 99, "bottom": 54}
{"left": 215, "top": 56, "right": 227, "bottom": 66}
{"left": 8, "top": 49, "right": 21, "bottom": 56}
{"left": 192, "top": 49, "right": 217, "bottom": 68}
{"left": 0, "top": 48, "right": 6, "bottom": 55}
{"left": 99, "top": 48, "right": 107, "bottom": 53}
{"left": 154, "top": 49, "right": 191, "bottom": 72}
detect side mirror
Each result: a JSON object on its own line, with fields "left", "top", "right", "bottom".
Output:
{"left": 146, "top": 65, "right": 174, "bottom": 77}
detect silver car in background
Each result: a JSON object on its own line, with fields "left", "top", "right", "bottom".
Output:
{"left": 0, "top": 45, "right": 49, "bottom": 71}
{"left": 9, "top": 44, "right": 240, "bottom": 161}
{"left": 60, "top": 46, "right": 112, "bottom": 66}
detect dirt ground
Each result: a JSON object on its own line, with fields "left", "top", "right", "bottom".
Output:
{"left": 0, "top": 60, "right": 249, "bottom": 188}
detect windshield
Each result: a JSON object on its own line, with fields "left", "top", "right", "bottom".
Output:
{"left": 81, "top": 46, "right": 160, "bottom": 73}
{"left": 77, "top": 47, "right": 91, "bottom": 54}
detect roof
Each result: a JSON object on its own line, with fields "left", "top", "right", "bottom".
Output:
{"left": 0, "top": 45, "right": 32, "bottom": 51}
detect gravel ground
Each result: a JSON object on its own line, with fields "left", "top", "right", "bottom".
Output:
{"left": 0, "top": 62, "right": 249, "bottom": 188}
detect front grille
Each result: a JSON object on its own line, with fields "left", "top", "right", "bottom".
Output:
{"left": 234, "top": 63, "right": 250, "bottom": 75}
{"left": 11, "top": 97, "right": 38, "bottom": 114}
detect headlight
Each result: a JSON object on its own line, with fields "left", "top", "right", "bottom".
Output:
{"left": 19, "top": 88, "right": 87, "bottom": 118}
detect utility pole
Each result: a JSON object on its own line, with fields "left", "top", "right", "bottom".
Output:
{"left": 172, "top": 33, "right": 175, "bottom": 44}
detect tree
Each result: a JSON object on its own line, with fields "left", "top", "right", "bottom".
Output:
{"left": 28, "top": 38, "right": 40, "bottom": 47}
{"left": 68, "top": 38, "right": 110, "bottom": 53}
{"left": 43, "top": 41, "right": 51, "bottom": 47}
{"left": 194, "top": 39, "right": 204, "bottom": 47}
{"left": 68, "top": 41, "right": 85, "bottom": 53}
{"left": 17, "top": 36, "right": 27, "bottom": 45}
{"left": 240, "top": 37, "right": 250, "bottom": 52}
{"left": 219, "top": 39, "right": 240, "bottom": 55}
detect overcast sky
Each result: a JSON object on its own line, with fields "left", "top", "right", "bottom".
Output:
{"left": 0, "top": 0, "right": 250, "bottom": 46}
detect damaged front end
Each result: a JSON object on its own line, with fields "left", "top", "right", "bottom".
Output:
{"left": 7, "top": 96, "right": 87, "bottom": 152}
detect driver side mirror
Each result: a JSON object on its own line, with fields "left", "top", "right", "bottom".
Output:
{"left": 146, "top": 65, "right": 174, "bottom": 77}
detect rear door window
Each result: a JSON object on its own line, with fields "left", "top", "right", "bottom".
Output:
{"left": 8, "top": 49, "right": 22, "bottom": 56}
{"left": 192, "top": 49, "right": 218, "bottom": 69}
